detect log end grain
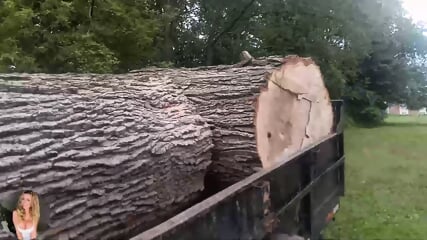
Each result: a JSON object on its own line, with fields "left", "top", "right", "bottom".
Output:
{"left": 254, "top": 56, "right": 333, "bottom": 169}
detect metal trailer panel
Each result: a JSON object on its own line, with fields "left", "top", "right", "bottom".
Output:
{"left": 132, "top": 100, "right": 344, "bottom": 240}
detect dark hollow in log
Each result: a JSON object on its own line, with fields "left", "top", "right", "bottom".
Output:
{"left": 0, "top": 75, "right": 213, "bottom": 240}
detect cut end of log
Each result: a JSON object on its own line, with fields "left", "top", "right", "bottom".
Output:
{"left": 254, "top": 56, "right": 333, "bottom": 169}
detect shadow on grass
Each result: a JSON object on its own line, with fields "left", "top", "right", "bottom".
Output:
{"left": 382, "top": 122, "right": 427, "bottom": 128}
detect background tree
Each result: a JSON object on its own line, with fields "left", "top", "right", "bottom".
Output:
{"left": 0, "top": 0, "right": 162, "bottom": 73}
{"left": 1, "top": 0, "right": 426, "bottom": 124}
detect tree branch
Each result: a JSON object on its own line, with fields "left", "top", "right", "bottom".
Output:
{"left": 210, "top": 0, "right": 256, "bottom": 46}
{"left": 89, "top": 0, "right": 95, "bottom": 19}
{"left": 205, "top": 0, "right": 256, "bottom": 65}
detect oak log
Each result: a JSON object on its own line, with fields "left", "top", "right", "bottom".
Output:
{"left": 0, "top": 74, "right": 213, "bottom": 240}
{"left": 0, "top": 54, "right": 333, "bottom": 239}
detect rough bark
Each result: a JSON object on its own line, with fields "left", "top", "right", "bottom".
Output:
{"left": 116, "top": 54, "right": 282, "bottom": 188}
{"left": 129, "top": 61, "right": 282, "bottom": 186}
{"left": 0, "top": 54, "right": 331, "bottom": 239}
{"left": 0, "top": 74, "right": 213, "bottom": 240}
{"left": 254, "top": 56, "right": 334, "bottom": 168}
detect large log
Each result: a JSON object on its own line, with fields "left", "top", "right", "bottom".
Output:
{"left": 0, "top": 54, "right": 311, "bottom": 191}
{"left": 129, "top": 55, "right": 284, "bottom": 187}
{"left": 0, "top": 74, "right": 213, "bottom": 240}
{"left": 0, "top": 54, "right": 333, "bottom": 240}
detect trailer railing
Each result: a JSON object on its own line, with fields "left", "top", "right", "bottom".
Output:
{"left": 132, "top": 100, "right": 344, "bottom": 240}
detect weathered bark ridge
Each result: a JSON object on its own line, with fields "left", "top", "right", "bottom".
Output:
{"left": 0, "top": 74, "right": 213, "bottom": 240}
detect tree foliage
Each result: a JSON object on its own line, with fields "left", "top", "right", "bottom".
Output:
{"left": 0, "top": 0, "right": 161, "bottom": 73}
{"left": 1, "top": 0, "right": 427, "bottom": 124}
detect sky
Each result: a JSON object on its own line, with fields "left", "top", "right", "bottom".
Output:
{"left": 402, "top": 0, "right": 427, "bottom": 26}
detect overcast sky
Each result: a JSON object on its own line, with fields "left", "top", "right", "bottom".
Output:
{"left": 402, "top": 0, "right": 427, "bottom": 26}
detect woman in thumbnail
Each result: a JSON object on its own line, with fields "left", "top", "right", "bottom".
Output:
{"left": 12, "top": 190, "right": 40, "bottom": 240}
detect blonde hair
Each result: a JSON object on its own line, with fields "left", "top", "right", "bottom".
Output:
{"left": 16, "top": 190, "right": 40, "bottom": 225}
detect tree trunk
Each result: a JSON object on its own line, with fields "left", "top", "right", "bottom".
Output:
{"left": 0, "top": 74, "right": 213, "bottom": 240}
{"left": 0, "top": 54, "right": 333, "bottom": 240}
{"left": 129, "top": 57, "right": 283, "bottom": 187}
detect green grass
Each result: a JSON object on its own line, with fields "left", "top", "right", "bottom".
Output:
{"left": 324, "top": 116, "right": 427, "bottom": 240}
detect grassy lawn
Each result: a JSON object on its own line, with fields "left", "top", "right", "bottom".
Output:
{"left": 324, "top": 116, "right": 427, "bottom": 239}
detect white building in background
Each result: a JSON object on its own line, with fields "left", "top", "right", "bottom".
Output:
{"left": 387, "top": 104, "right": 409, "bottom": 115}
{"left": 401, "top": 105, "right": 409, "bottom": 115}
{"left": 387, "top": 104, "right": 426, "bottom": 116}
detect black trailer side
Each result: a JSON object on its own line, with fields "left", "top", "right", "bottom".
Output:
{"left": 131, "top": 100, "right": 345, "bottom": 240}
